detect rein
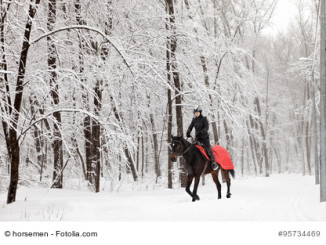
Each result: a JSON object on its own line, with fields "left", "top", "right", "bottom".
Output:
{"left": 181, "top": 142, "right": 194, "bottom": 155}
{"left": 175, "top": 138, "right": 196, "bottom": 156}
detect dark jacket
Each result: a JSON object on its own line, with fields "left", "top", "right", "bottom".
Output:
{"left": 186, "top": 114, "right": 209, "bottom": 139}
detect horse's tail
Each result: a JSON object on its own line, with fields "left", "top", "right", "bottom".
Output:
{"left": 228, "top": 169, "right": 235, "bottom": 179}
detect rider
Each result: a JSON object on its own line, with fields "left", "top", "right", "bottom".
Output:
{"left": 186, "top": 106, "right": 218, "bottom": 170}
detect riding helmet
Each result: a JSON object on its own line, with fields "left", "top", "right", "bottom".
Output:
{"left": 193, "top": 106, "right": 202, "bottom": 113}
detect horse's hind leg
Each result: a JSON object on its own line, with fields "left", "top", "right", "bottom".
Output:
{"left": 222, "top": 170, "right": 231, "bottom": 198}
{"left": 211, "top": 169, "right": 222, "bottom": 199}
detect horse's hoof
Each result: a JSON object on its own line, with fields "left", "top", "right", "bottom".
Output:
{"left": 192, "top": 198, "right": 196, "bottom": 202}
{"left": 226, "top": 193, "right": 231, "bottom": 198}
{"left": 218, "top": 196, "right": 221, "bottom": 199}
{"left": 196, "top": 195, "right": 200, "bottom": 200}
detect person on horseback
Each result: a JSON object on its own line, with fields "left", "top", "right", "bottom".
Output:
{"left": 186, "top": 106, "right": 218, "bottom": 170}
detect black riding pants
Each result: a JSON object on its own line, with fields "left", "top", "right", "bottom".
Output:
{"left": 199, "top": 137, "right": 216, "bottom": 162}
{"left": 198, "top": 138, "right": 215, "bottom": 163}
{"left": 199, "top": 137, "right": 211, "bottom": 149}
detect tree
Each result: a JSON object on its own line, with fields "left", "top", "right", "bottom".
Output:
{"left": 47, "top": 0, "right": 64, "bottom": 189}
{"left": 4, "top": 0, "right": 41, "bottom": 204}
{"left": 320, "top": 0, "right": 326, "bottom": 202}
{"left": 166, "top": 0, "right": 174, "bottom": 189}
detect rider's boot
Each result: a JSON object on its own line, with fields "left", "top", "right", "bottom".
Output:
{"left": 207, "top": 148, "right": 218, "bottom": 170}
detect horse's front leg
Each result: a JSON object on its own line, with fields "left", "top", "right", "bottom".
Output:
{"left": 185, "top": 175, "right": 194, "bottom": 198}
{"left": 192, "top": 175, "right": 201, "bottom": 202}
{"left": 185, "top": 174, "right": 200, "bottom": 201}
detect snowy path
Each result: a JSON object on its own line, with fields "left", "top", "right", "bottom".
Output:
{"left": 1, "top": 174, "right": 326, "bottom": 221}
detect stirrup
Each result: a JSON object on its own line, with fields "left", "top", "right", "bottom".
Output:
{"left": 211, "top": 162, "right": 218, "bottom": 170}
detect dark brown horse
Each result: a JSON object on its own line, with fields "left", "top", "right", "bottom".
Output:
{"left": 170, "top": 136, "right": 235, "bottom": 202}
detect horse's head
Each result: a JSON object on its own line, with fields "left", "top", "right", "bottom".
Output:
{"left": 170, "top": 135, "right": 185, "bottom": 162}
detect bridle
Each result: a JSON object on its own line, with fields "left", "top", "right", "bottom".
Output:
{"left": 172, "top": 139, "right": 193, "bottom": 156}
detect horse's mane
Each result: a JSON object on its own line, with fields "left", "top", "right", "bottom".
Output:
{"left": 181, "top": 137, "right": 192, "bottom": 148}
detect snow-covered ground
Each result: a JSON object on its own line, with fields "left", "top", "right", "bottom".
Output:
{"left": 1, "top": 174, "right": 326, "bottom": 221}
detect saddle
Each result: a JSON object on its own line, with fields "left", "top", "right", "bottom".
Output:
{"left": 195, "top": 144, "right": 234, "bottom": 170}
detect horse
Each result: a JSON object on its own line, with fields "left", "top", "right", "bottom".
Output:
{"left": 170, "top": 135, "right": 235, "bottom": 202}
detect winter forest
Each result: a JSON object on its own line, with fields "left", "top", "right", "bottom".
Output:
{"left": 1, "top": 0, "right": 326, "bottom": 223}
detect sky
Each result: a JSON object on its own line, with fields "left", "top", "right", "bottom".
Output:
{"left": 263, "top": 0, "right": 297, "bottom": 36}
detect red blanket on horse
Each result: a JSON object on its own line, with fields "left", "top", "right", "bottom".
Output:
{"left": 195, "top": 145, "right": 234, "bottom": 170}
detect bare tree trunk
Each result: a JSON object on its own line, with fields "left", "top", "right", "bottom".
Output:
{"left": 40, "top": 136, "right": 46, "bottom": 182}
{"left": 300, "top": 85, "right": 307, "bottom": 176}
{"left": 299, "top": 123, "right": 306, "bottom": 176}
{"left": 142, "top": 134, "right": 145, "bottom": 178}
{"left": 211, "top": 121, "right": 219, "bottom": 144}
{"left": 0, "top": 2, "right": 12, "bottom": 161}
{"left": 255, "top": 97, "right": 270, "bottom": 177}
{"left": 306, "top": 120, "right": 312, "bottom": 174}
{"left": 167, "top": 90, "right": 173, "bottom": 189}
{"left": 320, "top": 0, "right": 326, "bottom": 202}
{"left": 150, "top": 113, "right": 161, "bottom": 181}
{"left": 75, "top": 141, "right": 87, "bottom": 180}
{"left": 119, "top": 162, "right": 122, "bottom": 181}
{"left": 247, "top": 119, "right": 258, "bottom": 175}
{"left": 251, "top": 110, "right": 263, "bottom": 174}
{"left": 7, "top": 0, "right": 40, "bottom": 204}
{"left": 84, "top": 116, "right": 93, "bottom": 186}
{"left": 305, "top": 83, "right": 312, "bottom": 175}
{"left": 92, "top": 80, "right": 102, "bottom": 192}
{"left": 74, "top": 0, "right": 94, "bottom": 189}
{"left": 29, "top": 96, "right": 45, "bottom": 181}
{"left": 48, "top": 0, "right": 63, "bottom": 188}
{"left": 166, "top": 1, "right": 174, "bottom": 189}
{"left": 246, "top": 146, "right": 251, "bottom": 175}
{"left": 223, "top": 119, "right": 232, "bottom": 155}
{"left": 145, "top": 136, "right": 149, "bottom": 175}
{"left": 136, "top": 135, "right": 140, "bottom": 172}
{"left": 273, "top": 143, "right": 282, "bottom": 174}
{"left": 166, "top": 0, "right": 186, "bottom": 187}
{"left": 312, "top": 69, "right": 319, "bottom": 183}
